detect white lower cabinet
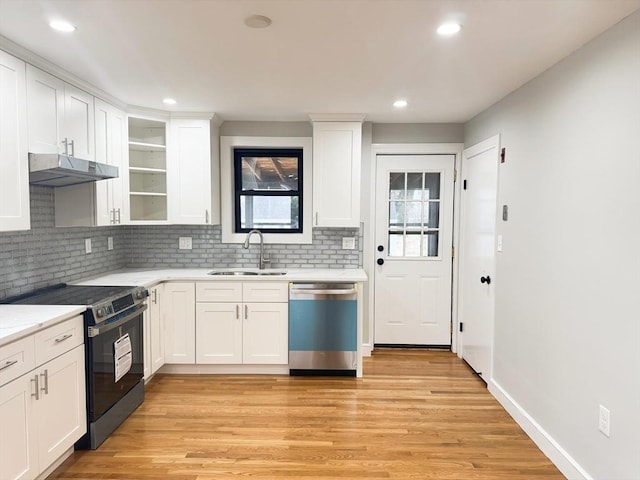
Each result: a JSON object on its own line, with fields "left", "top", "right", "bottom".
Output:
{"left": 195, "top": 282, "right": 289, "bottom": 365}
{"left": 163, "top": 282, "right": 196, "bottom": 364}
{"left": 144, "top": 284, "right": 164, "bottom": 380}
{"left": 0, "top": 316, "right": 86, "bottom": 480}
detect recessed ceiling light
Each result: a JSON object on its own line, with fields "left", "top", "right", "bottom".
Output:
{"left": 244, "top": 14, "right": 272, "bottom": 28}
{"left": 49, "top": 20, "right": 76, "bottom": 32}
{"left": 393, "top": 100, "right": 408, "bottom": 108}
{"left": 437, "top": 23, "right": 461, "bottom": 36}
{"left": 162, "top": 98, "right": 177, "bottom": 105}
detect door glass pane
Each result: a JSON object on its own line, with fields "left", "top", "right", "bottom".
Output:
{"left": 423, "top": 231, "right": 439, "bottom": 257}
{"left": 405, "top": 202, "right": 423, "bottom": 229}
{"left": 389, "top": 173, "right": 405, "bottom": 200}
{"left": 389, "top": 202, "right": 405, "bottom": 228}
{"left": 405, "top": 234, "right": 421, "bottom": 257}
{"left": 424, "top": 173, "right": 441, "bottom": 199}
{"left": 427, "top": 202, "right": 440, "bottom": 228}
{"left": 406, "top": 173, "right": 423, "bottom": 200}
{"left": 388, "top": 233, "right": 404, "bottom": 256}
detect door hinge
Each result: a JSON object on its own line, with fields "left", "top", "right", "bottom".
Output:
{"left": 500, "top": 147, "right": 506, "bottom": 163}
{"left": 454, "top": 169, "right": 457, "bottom": 182}
{"left": 463, "top": 179, "right": 468, "bottom": 190}
{"left": 459, "top": 322, "right": 464, "bottom": 333}
{"left": 451, "top": 246, "right": 455, "bottom": 259}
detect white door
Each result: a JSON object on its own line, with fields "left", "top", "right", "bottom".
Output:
{"left": 374, "top": 154, "right": 455, "bottom": 346}
{"left": 459, "top": 135, "right": 500, "bottom": 381}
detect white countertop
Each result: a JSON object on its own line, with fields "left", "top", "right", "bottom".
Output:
{"left": 75, "top": 267, "right": 368, "bottom": 288}
{"left": 0, "top": 305, "right": 86, "bottom": 346}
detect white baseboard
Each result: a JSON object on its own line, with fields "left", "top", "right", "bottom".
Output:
{"left": 488, "top": 379, "right": 592, "bottom": 480}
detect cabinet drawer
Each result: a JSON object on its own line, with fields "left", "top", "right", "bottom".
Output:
{"left": 34, "top": 315, "right": 84, "bottom": 366}
{"left": 196, "top": 282, "right": 242, "bottom": 302}
{"left": 0, "top": 335, "right": 36, "bottom": 387}
{"left": 242, "top": 282, "right": 289, "bottom": 303}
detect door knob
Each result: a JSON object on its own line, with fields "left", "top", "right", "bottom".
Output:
{"left": 377, "top": 258, "right": 384, "bottom": 265}
{"left": 480, "top": 276, "right": 491, "bottom": 285}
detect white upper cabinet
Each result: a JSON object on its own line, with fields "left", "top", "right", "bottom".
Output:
{"left": 168, "top": 118, "right": 212, "bottom": 224}
{"left": 312, "top": 120, "right": 362, "bottom": 227}
{"left": 26, "top": 65, "right": 94, "bottom": 160}
{"left": 0, "top": 50, "right": 30, "bottom": 232}
{"left": 94, "top": 98, "right": 126, "bottom": 225}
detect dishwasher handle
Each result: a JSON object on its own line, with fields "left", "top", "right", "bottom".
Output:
{"left": 290, "top": 283, "right": 357, "bottom": 297}
{"left": 290, "top": 288, "right": 357, "bottom": 296}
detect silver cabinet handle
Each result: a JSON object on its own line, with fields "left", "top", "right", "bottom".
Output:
{"left": 236, "top": 304, "right": 240, "bottom": 319}
{"left": 31, "top": 375, "right": 39, "bottom": 400}
{"left": 110, "top": 209, "right": 115, "bottom": 224}
{"left": 40, "top": 369, "right": 49, "bottom": 395}
{"left": 69, "top": 139, "right": 75, "bottom": 157}
{"left": 116, "top": 208, "right": 121, "bottom": 224}
{"left": 0, "top": 360, "right": 18, "bottom": 371}
{"left": 62, "top": 138, "right": 69, "bottom": 155}
{"left": 55, "top": 333, "right": 73, "bottom": 343}
{"left": 244, "top": 305, "right": 248, "bottom": 320}
{"left": 205, "top": 209, "right": 209, "bottom": 224}
{"left": 152, "top": 289, "right": 157, "bottom": 304}
{"left": 315, "top": 212, "right": 318, "bottom": 226}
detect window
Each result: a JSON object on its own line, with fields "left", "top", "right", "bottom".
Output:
{"left": 234, "top": 148, "right": 303, "bottom": 233}
{"left": 220, "top": 136, "right": 312, "bottom": 245}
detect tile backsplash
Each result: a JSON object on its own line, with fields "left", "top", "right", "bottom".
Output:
{"left": 0, "top": 186, "right": 362, "bottom": 301}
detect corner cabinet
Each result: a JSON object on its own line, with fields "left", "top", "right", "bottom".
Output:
{"left": 195, "top": 282, "right": 289, "bottom": 365}
{"left": 312, "top": 120, "right": 362, "bottom": 228}
{"left": 0, "top": 50, "right": 30, "bottom": 232}
{"left": 127, "top": 116, "right": 169, "bottom": 223}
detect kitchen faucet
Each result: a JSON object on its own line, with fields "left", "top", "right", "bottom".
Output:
{"left": 243, "top": 229, "right": 270, "bottom": 270}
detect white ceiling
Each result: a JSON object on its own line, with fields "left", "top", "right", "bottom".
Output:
{"left": 1, "top": 0, "right": 638, "bottom": 123}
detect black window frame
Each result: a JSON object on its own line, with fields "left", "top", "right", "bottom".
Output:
{"left": 233, "top": 147, "right": 304, "bottom": 234}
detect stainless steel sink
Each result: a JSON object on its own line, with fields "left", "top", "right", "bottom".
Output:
{"left": 207, "top": 270, "right": 287, "bottom": 276}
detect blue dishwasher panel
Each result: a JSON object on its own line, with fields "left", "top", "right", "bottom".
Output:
{"left": 289, "top": 299, "right": 357, "bottom": 351}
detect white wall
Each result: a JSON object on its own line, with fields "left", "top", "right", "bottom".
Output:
{"left": 465, "top": 11, "right": 640, "bottom": 480}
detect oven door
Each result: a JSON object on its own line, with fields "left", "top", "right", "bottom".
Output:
{"left": 86, "top": 304, "right": 146, "bottom": 421}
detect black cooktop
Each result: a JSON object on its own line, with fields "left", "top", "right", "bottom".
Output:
{"left": 2, "top": 284, "right": 136, "bottom": 307}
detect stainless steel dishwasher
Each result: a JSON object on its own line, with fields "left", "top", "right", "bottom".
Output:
{"left": 288, "top": 283, "right": 357, "bottom": 376}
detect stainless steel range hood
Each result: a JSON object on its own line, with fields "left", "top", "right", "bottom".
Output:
{"left": 29, "top": 153, "right": 118, "bottom": 187}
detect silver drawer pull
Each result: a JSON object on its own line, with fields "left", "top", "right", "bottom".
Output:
{"left": 55, "top": 333, "right": 73, "bottom": 343}
{"left": 31, "top": 375, "right": 39, "bottom": 400}
{"left": 0, "top": 360, "right": 18, "bottom": 371}
{"left": 40, "top": 369, "right": 49, "bottom": 395}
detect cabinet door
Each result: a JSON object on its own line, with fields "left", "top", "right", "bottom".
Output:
{"left": 196, "top": 303, "right": 242, "bottom": 364}
{"left": 243, "top": 303, "right": 288, "bottom": 365}
{"left": 149, "top": 286, "right": 164, "bottom": 374}
{"left": 168, "top": 119, "right": 212, "bottom": 224}
{"left": 26, "top": 65, "right": 64, "bottom": 155}
{"left": 63, "top": 84, "right": 94, "bottom": 160}
{"left": 95, "top": 99, "right": 126, "bottom": 226}
{"left": 36, "top": 345, "right": 86, "bottom": 469}
{"left": 0, "top": 51, "right": 30, "bottom": 232}
{"left": 312, "top": 121, "right": 362, "bottom": 227}
{"left": 0, "top": 373, "right": 38, "bottom": 480}
{"left": 163, "top": 283, "right": 195, "bottom": 364}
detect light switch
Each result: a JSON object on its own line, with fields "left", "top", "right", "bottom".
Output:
{"left": 85, "top": 238, "right": 92, "bottom": 254}
{"left": 107, "top": 237, "right": 113, "bottom": 251}
{"left": 179, "top": 237, "right": 193, "bottom": 250}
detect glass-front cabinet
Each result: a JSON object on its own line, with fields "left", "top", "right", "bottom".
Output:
{"left": 127, "top": 117, "right": 168, "bottom": 222}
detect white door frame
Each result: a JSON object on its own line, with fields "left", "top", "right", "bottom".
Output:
{"left": 364, "top": 143, "right": 464, "bottom": 356}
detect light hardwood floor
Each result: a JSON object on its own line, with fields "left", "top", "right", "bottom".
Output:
{"left": 50, "top": 350, "right": 565, "bottom": 479}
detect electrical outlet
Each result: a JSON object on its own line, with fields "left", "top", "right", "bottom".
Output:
{"left": 598, "top": 405, "right": 610, "bottom": 437}
{"left": 107, "top": 237, "right": 113, "bottom": 251}
{"left": 342, "top": 237, "right": 356, "bottom": 250}
{"left": 179, "top": 237, "right": 192, "bottom": 250}
{"left": 85, "top": 238, "right": 92, "bottom": 254}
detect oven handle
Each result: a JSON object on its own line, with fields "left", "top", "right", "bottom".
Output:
{"left": 88, "top": 303, "right": 147, "bottom": 338}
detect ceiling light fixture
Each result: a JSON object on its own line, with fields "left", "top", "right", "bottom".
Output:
{"left": 437, "top": 23, "right": 461, "bottom": 36}
{"left": 162, "top": 98, "right": 177, "bottom": 105}
{"left": 244, "top": 14, "right": 272, "bottom": 28}
{"left": 49, "top": 20, "right": 76, "bottom": 32}
{"left": 393, "top": 100, "right": 408, "bottom": 108}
